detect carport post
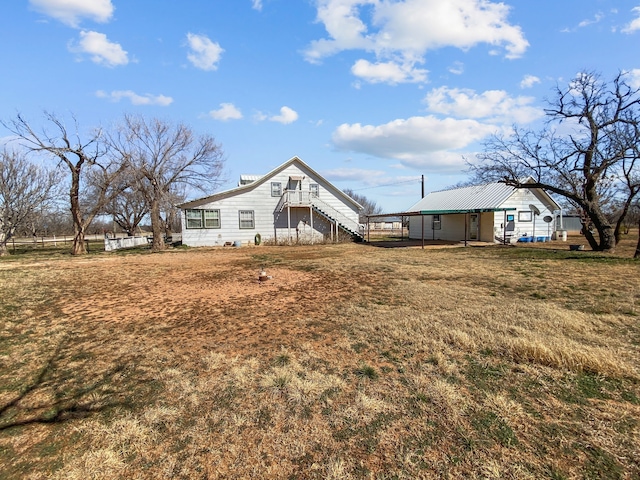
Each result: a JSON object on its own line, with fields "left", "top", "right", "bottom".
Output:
{"left": 421, "top": 214, "right": 425, "bottom": 249}
{"left": 464, "top": 213, "right": 468, "bottom": 247}
{"left": 503, "top": 210, "right": 507, "bottom": 244}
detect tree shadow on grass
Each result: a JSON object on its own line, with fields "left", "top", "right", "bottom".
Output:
{"left": 0, "top": 336, "right": 151, "bottom": 431}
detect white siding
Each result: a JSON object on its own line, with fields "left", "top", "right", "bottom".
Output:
{"left": 491, "top": 188, "right": 556, "bottom": 242}
{"left": 181, "top": 161, "right": 360, "bottom": 247}
{"left": 408, "top": 188, "right": 557, "bottom": 243}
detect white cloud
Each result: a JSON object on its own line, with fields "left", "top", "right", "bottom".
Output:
{"left": 208, "top": 103, "right": 243, "bottom": 121}
{"left": 397, "top": 150, "right": 475, "bottom": 170}
{"left": 96, "top": 90, "right": 173, "bottom": 106}
{"left": 29, "top": 0, "right": 114, "bottom": 27}
{"left": 351, "top": 59, "right": 427, "bottom": 84}
{"left": 253, "top": 111, "right": 268, "bottom": 122}
{"left": 332, "top": 115, "right": 497, "bottom": 170}
{"left": 448, "top": 61, "right": 464, "bottom": 75}
{"left": 186, "top": 33, "right": 223, "bottom": 71}
{"left": 69, "top": 30, "right": 128, "bottom": 67}
{"left": 520, "top": 74, "right": 541, "bottom": 89}
{"left": 322, "top": 167, "right": 387, "bottom": 182}
{"left": 622, "top": 6, "right": 640, "bottom": 33}
{"left": 423, "top": 86, "right": 543, "bottom": 124}
{"left": 269, "top": 106, "right": 299, "bottom": 124}
{"left": 626, "top": 68, "right": 640, "bottom": 88}
{"left": 252, "top": 0, "right": 263, "bottom": 11}
{"left": 304, "top": 0, "right": 529, "bottom": 84}
{"left": 578, "top": 12, "right": 604, "bottom": 28}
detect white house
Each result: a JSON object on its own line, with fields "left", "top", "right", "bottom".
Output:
{"left": 178, "top": 156, "right": 363, "bottom": 247}
{"left": 406, "top": 181, "right": 561, "bottom": 244}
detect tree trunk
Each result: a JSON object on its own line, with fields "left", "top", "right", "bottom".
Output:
{"left": 597, "top": 226, "right": 616, "bottom": 252}
{"left": 69, "top": 167, "right": 87, "bottom": 255}
{"left": 584, "top": 203, "right": 616, "bottom": 252}
{"left": 0, "top": 231, "right": 8, "bottom": 256}
{"left": 150, "top": 197, "right": 165, "bottom": 251}
{"left": 72, "top": 226, "right": 87, "bottom": 255}
{"left": 614, "top": 199, "right": 633, "bottom": 245}
{"left": 635, "top": 218, "right": 640, "bottom": 259}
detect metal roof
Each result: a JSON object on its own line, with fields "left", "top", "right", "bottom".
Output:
{"left": 238, "top": 174, "right": 263, "bottom": 186}
{"left": 406, "top": 182, "right": 518, "bottom": 213}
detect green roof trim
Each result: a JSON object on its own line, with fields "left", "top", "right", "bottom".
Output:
{"left": 418, "top": 208, "right": 517, "bottom": 215}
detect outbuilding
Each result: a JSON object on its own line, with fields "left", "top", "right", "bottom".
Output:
{"left": 405, "top": 181, "right": 561, "bottom": 244}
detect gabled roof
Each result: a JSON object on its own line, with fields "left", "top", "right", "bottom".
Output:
{"left": 404, "top": 180, "right": 560, "bottom": 215}
{"left": 178, "top": 156, "right": 363, "bottom": 210}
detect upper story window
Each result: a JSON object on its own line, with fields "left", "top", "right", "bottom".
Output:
{"left": 271, "top": 182, "right": 282, "bottom": 197}
{"left": 309, "top": 183, "right": 319, "bottom": 197}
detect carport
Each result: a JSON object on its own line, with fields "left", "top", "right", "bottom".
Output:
{"left": 366, "top": 207, "right": 516, "bottom": 249}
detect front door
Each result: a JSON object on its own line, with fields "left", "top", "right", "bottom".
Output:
{"left": 469, "top": 214, "right": 478, "bottom": 240}
{"left": 287, "top": 178, "right": 302, "bottom": 204}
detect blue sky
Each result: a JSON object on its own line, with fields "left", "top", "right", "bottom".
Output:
{"left": 1, "top": 0, "right": 639, "bottom": 212}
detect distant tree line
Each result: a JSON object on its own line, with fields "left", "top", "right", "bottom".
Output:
{"left": 0, "top": 112, "right": 225, "bottom": 256}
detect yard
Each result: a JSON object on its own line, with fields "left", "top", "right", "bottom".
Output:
{"left": 0, "top": 236, "right": 639, "bottom": 479}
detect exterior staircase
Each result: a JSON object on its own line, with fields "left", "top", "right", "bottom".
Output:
{"left": 276, "top": 190, "right": 364, "bottom": 241}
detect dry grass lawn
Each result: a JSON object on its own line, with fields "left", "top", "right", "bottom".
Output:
{"left": 0, "top": 234, "right": 639, "bottom": 479}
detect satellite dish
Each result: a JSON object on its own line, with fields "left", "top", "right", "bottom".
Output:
{"left": 529, "top": 204, "right": 541, "bottom": 216}
{"left": 543, "top": 215, "right": 553, "bottom": 223}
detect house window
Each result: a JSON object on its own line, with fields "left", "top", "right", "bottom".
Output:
{"left": 518, "top": 211, "right": 532, "bottom": 222}
{"left": 432, "top": 214, "right": 441, "bottom": 230}
{"left": 239, "top": 210, "right": 255, "bottom": 229}
{"left": 203, "top": 210, "right": 220, "bottom": 228}
{"left": 271, "top": 182, "right": 282, "bottom": 197}
{"left": 186, "top": 209, "right": 220, "bottom": 229}
{"left": 309, "top": 183, "right": 319, "bottom": 197}
{"left": 186, "top": 209, "right": 203, "bottom": 229}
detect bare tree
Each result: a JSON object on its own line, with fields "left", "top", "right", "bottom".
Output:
{"left": 103, "top": 187, "right": 149, "bottom": 237}
{"left": 109, "top": 115, "right": 224, "bottom": 251}
{"left": 2, "top": 113, "right": 127, "bottom": 254}
{"left": 473, "top": 71, "right": 640, "bottom": 253}
{"left": 343, "top": 188, "right": 383, "bottom": 222}
{"left": 634, "top": 202, "right": 640, "bottom": 259}
{"left": 0, "top": 150, "right": 60, "bottom": 255}
{"left": 160, "top": 187, "right": 186, "bottom": 238}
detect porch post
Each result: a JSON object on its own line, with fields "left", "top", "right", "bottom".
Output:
{"left": 421, "top": 214, "right": 425, "bottom": 249}
{"left": 310, "top": 206, "right": 314, "bottom": 245}
{"left": 287, "top": 204, "right": 291, "bottom": 245}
